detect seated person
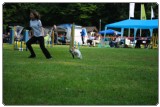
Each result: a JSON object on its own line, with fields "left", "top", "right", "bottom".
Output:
{"left": 93, "top": 33, "right": 100, "bottom": 47}
{"left": 109, "top": 40, "right": 115, "bottom": 47}
{"left": 115, "top": 35, "right": 121, "bottom": 48}
{"left": 87, "top": 34, "right": 95, "bottom": 46}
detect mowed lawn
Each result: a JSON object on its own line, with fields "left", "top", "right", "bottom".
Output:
{"left": 3, "top": 43, "right": 158, "bottom": 105}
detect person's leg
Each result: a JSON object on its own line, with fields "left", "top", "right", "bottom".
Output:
{"left": 90, "top": 40, "right": 93, "bottom": 46}
{"left": 87, "top": 40, "right": 92, "bottom": 46}
{"left": 26, "top": 36, "right": 37, "bottom": 57}
{"left": 54, "top": 32, "right": 58, "bottom": 44}
{"left": 87, "top": 40, "right": 89, "bottom": 45}
{"left": 94, "top": 40, "right": 98, "bottom": 46}
{"left": 38, "top": 36, "right": 52, "bottom": 59}
{"left": 83, "top": 36, "right": 85, "bottom": 44}
{"left": 93, "top": 40, "right": 96, "bottom": 46}
{"left": 81, "top": 36, "right": 84, "bottom": 44}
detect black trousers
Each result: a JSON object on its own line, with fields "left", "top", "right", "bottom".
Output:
{"left": 81, "top": 36, "right": 85, "bottom": 44}
{"left": 87, "top": 39, "right": 93, "bottom": 45}
{"left": 26, "top": 36, "right": 52, "bottom": 58}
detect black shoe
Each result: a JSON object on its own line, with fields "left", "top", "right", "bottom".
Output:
{"left": 47, "top": 56, "right": 52, "bottom": 59}
{"left": 28, "top": 55, "right": 36, "bottom": 58}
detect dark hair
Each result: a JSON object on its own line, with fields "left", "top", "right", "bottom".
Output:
{"left": 30, "top": 10, "right": 40, "bottom": 20}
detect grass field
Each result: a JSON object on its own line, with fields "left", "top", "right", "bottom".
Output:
{"left": 3, "top": 43, "right": 158, "bottom": 105}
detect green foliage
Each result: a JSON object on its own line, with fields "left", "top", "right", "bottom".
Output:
{"left": 3, "top": 44, "right": 158, "bottom": 105}
{"left": 3, "top": 3, "right": 158, "bottom": 29}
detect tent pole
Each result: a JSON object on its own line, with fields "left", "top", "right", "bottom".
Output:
{"left": 121, "top": 28, "right": 124, "bottom": 38}
{"left": 134, "top": 28, "right": 137, "bottom": 44}
{"left": 128, "top": 28, "right": 130, "bottom": 37}
{"left": 99, "top": 19, "right": 101, "bottom": 32}
{"left": 128, "top": 16, "right": 130, "bottom": 37}
{"left": 149, "top": 29, "right": 153, "bottom": 37}
{"left": 102, "top": 27, "right": 107, "bottom": 47}
{"left": 104, "top": 27, "right": 107, "bottom": 39}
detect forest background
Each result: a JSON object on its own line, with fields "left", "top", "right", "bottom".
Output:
{"left": 3, "top": 3, "right": 158, "bottom": 32}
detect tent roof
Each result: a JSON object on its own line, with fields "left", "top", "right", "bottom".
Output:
{"left": 57, "top": 24, "right": 82, "bottom": 28}
{"left": 105, "top": 19, "right": 158, "bottom": 29}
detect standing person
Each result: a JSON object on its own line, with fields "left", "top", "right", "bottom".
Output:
{"left": 26, "top": 10, "right": 52, "bottom": 59}
{"left": 81, "top": 28, "right": 86, "bottom": 45}
{"left": 53, "top": 25, "right": 58, "bottom": 44}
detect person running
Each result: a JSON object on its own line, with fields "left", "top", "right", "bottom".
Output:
{"left": 26, "top": 10, "right": 52, "bottom": 59}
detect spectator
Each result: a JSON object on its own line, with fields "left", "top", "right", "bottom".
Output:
{"left": 87, "top": 34, "right": 94, "bottom": 46}
{"left": 53, "top": 25, "right": 58, "bottom": 44}
{"left": 115, "top": 35, "right": 121, "bottom": 48}
{"left": 81, "top": 28, "right": 87, "bottom": 45}
{"left": 93, "top": 33, "right": 100, "bottom": 47}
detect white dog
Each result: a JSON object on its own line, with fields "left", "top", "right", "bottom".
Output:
{"left": 69, "top": 47, "right": 82, "bottom": 59}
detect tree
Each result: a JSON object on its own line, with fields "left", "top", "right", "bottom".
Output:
{"left": 3, "top": 3, "right": 158, "bottom": 30}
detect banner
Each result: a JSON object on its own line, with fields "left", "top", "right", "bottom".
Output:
{"left": 141, "top": 4, "right": 146, "bottom": 20}
{"left": 151, "top": 6, "right": 155, "bottom": 19}
{"left": 129, "top": 3, "right": 135, "bottom": 18}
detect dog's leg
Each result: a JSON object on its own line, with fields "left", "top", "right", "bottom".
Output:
{"left": 69, "top": 50, "right": 74, "bottom": 59}
{"left": 71, "top": 53, "right": 74, "bottom": 59}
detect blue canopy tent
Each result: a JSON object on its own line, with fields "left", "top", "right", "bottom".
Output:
{"left": 99, "top": 29, "right": 121, "bottom": 35}
{"left": 105, "top": 19, "right": 158, "bottom": 42}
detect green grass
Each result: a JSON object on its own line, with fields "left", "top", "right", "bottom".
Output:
{"left": 3, "top": 43, "right": 158, "bottom": 105}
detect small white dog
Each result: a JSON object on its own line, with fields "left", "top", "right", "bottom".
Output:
{"left": 69, "top": 47, "right": 82, "bottom": 59}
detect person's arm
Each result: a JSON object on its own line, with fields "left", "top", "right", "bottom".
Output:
{"left": 29, "top": 21, "right": 33, "bottom": 37}
{"left": 38, "top": 20, "right": 44, "bottom": 35}
{"left": 29, "top": 29, "right": 33, "bottom": 37}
